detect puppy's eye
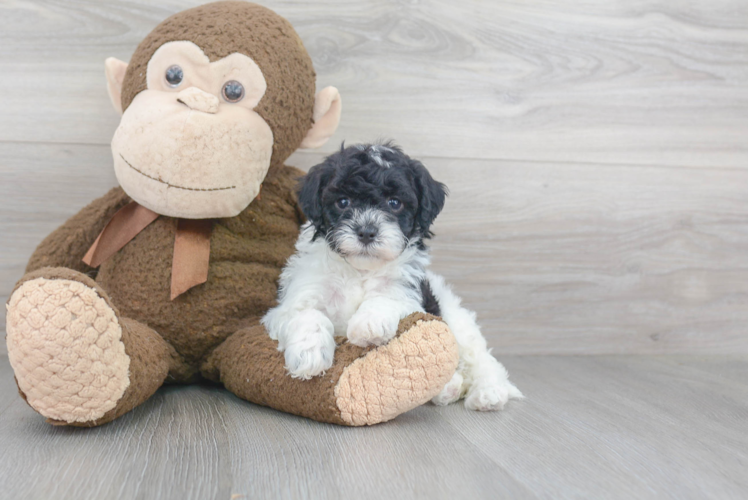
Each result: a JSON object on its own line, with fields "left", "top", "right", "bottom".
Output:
{"left": 222, "top": 80, "right": 245, "bottom": 103}
{"left": 336, "top": 197, "right": 350, "bottom": 209}
{"left": 165, "top": 65, "right": 184, "bottom": 87}
{"left": 387, "top": 198, "right": 403, "bottom": 212}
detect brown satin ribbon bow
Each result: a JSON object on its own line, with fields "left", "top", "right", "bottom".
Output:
{"left": 82, "top": 201, "right": 212, "bottom": 300}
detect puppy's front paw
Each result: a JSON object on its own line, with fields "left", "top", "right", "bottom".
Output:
{"left": 346, "top": 309, "right": 399, "bottom": 347}
{"left": 464, "top": 379, "right": 523, "bottom": 411}
{"left": 283, "top": 321, "right": 336, "bottom": 380}
{"left": 432, "top": 371, "right": 464, "bottom": 406}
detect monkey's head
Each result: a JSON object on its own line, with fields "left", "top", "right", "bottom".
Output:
{"left": 104, "top": 1, "right": 341, "bottom": 219}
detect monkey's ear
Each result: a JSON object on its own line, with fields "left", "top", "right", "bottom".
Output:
{"left": 300, "top": 87, "right": 342, "bottom": 149}
{"left": 105, "top": 57, "right": 129, "bottom": 115}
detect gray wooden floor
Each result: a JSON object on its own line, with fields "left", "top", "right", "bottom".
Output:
{"left": 1, "top": 354, "right": 746, "bottom": 499}
{"left": 2, "top": 1, "right": 748, "bottom": 498}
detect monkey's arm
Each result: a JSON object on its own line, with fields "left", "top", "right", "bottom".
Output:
{"left": 26, "top": 187, "right": 131, "bottom": 275}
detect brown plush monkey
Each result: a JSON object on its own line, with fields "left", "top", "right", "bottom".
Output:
{"left": 5, "top": 1, "right": 458, "bottom": 427}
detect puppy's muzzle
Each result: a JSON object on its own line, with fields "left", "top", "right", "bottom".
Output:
{"left": 356, "top": 224, "right": 378, "bottom": 245}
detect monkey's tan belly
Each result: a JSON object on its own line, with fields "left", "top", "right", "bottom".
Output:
{"left": 95, "top": 215, "right": 297, "bottom": 370}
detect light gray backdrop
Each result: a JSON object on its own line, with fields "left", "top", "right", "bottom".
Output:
{"left": 1, "top": 0, "right": 747, "bottom": 356}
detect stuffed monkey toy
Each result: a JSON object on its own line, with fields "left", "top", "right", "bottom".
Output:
{"left": 5, "top": 1, "right": 458, "bottom": 427}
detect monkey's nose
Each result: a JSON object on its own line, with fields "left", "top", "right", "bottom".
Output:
{"left": 176, "top": 87, "right": 220, "bottom": 114}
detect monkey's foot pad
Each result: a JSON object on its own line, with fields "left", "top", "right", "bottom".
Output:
{"left": 6, "top": 278, "right": 130, "bottom": 423}
{"left": 335, "top": 318, "right": 459, "bottom": 426}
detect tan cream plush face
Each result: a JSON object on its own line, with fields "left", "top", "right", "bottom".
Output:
{"left": 111, "top": 41, "right": 273, "bottom": 219}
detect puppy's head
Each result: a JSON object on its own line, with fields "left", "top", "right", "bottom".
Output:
{"left": 298, "top": 142, "right": 447, "bottom": 267}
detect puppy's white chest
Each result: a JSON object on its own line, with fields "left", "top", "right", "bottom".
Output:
{"left": 323, "top": 274, "right": 384, "bottom": 336}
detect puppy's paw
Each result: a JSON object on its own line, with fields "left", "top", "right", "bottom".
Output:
{"left": 283, "top": 320, "right": 336, "bottom": 380}
{"left": 284, "top": 339, "right": 335, "bottom": 380}
{"left": 346, "top": 309, "right": 399, "bottom": 347}
{"left": 431, "top": 371, "right": 464, "bottom": 406}
{"left": 464, "top": 378, "right": 523, "bottom": 412}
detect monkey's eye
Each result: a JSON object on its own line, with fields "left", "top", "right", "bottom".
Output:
{"left": 388, "top": 198, "right": 403, "bottom": 212}
{"left": 336, "top": 198, "right": 350, "bottom": 210}
{"left": 165, "top": 65, "right": 184, "bottom": 87}
{"left": 222, "top": 80, "right": 245, "bottom": 103}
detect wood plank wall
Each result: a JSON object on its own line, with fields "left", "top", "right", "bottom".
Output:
{"left": 1, "top": 0, "right": 747, "bottom": 355}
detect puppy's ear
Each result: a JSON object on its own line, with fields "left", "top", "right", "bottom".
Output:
{"left": 411, "top": 159, "right": 448, "bottom": 238}
{"left": 297, "top": 163, "right": 331, "bottom": 235}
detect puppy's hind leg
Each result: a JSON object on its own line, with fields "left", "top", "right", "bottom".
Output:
{"left": 431, "top": 369, "right": 464, "bottom": 406}
{"left": 426, "top": 272, "right": 523, "bottom": 411}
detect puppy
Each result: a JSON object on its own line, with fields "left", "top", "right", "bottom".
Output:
{"left": 262, "top": 143, "right": 522, "bottom": 411}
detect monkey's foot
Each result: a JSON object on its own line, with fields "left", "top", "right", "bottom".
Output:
{"left": 6, "top": 273, "right": 130, "bottom": 424}
{"left": 208, "top": 312, "right": 459, "bottom": 426}
{"left": 334, "top": 313, "right": 459, "bottom": 425}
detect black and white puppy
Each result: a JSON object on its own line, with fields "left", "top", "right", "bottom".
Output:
{"left": 262, "top": 143, "right": 522, "bottom": 411}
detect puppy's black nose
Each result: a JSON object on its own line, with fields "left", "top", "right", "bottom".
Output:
{"left": 357, "top": 226, "right": 378, "bottom": 245}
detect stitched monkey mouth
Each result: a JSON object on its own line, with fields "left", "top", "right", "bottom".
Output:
{"left": 119, "top": 154, "right": 236, "bottom": 192}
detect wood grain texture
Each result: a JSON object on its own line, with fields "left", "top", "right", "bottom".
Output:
{"left": 1, "top": 1, "right": 748, "bottom": 355}
{"left": 0, "top": 0, "right": 747, "bottom": 167}
{"left": 1, "top": 354, "right": 746, "bottom": 499}
{"left": 2, "top": 2, "right": 747, "bottom": 498}
{"left": 3, "top": 146, "right": 747, "bottom": 355}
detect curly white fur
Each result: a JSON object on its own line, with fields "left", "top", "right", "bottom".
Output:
{"left": 262, "top": 223, "right": 425, "bottom": 378}
{"left": 262, "top": 224, "right": 523, "bottom": 410}
{"left": 425, "top": 272, "right": 523, "bottom": 410}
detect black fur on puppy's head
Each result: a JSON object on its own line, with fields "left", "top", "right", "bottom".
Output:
{"left": 297, "top": 141, "right": 448, "bottom": 261}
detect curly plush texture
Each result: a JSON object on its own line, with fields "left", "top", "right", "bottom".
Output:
{"left": 23, "top": 165, "right": 305, "bottom": 378}
{"left": 92, "top": 165, "right": 303, "bottom": 375}
{"left": 7, "top": 276, "right": 130, "bottom": 423}
{"left": 120, "top": 1, "right": 316, "bottom": 169}
{"left": 204, "top": 313, "right": 458, "bottom": 426}
{"left": 335, "top": 315, "right": 459, "bottom": 425}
